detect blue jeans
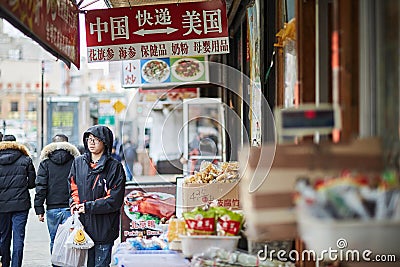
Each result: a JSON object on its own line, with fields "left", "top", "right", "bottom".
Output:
{"left": 87, "top": 243, "right": 113, "bottom": 267}
{"left": 0, "top": 210, "right": 29, "bottom": 267}
{"left": 125, "top": 161, "right": 133, "bottom": 181}
{"left": 46, "top": 208, "right": 71, "bottom": 254}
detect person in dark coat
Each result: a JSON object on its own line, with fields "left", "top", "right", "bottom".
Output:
{"left": 34, "top": 134, "right": 80, "bottom": 256}
{"left": 69, "top": 125, "right": 126, "bottom": 267}
{"left": 122, "top": 140, "right": 137, "bottom": 181}
{"left": 0, "top": 138, "right": 36, "bottom": 267}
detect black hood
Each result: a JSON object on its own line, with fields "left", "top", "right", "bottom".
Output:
{"left": 40, "top": 142, "right": 80, "bottom": 164}
{"left": 83, "top": 125, "right": 114, "bottom": 156}
{"left": 48, "top": 150, "right": 74, "bottom": 165}
{"left": 0, "top": 141, "right": 29, "bottom": 165}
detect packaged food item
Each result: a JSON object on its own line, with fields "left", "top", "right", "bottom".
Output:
{"left": 215, "top": 207, "right": 243, "bottom": 236}
{"left": 295, "top": 171, "right": 400, "bottom": 220}
{"left": 167, "top": 218, "right": 186, "bottom": 242}
{"left": 183, "top": 207, "right": 216, "bottom": 235}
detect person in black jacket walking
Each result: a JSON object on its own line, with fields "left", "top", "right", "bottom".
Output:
{"left": 34, "top": 134, "right": 80, "bottom": 256}
{"left": 69, "top": 125, "right": 126, "bottom": 267}
{"left": 0, "top": 137, "right": 36, "bottom": 267}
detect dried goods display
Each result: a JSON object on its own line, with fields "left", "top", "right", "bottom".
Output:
{"left": 184, "top": 161, "right": 240, "bottom": 184}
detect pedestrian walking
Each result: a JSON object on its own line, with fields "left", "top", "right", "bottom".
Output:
{"left": 33, "top": 134, "right": 80, "bottom": 257}
{"left": 122, "top": 140, "right": 137, "bottom": 181}
{"left": 0, "top": 135, "right": 36, "bottom": 267}
{"left": 69, "top": 125, "right": 126, "bottom": 267}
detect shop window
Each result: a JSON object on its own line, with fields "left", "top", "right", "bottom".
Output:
{"left": 10, "top": 101, "right": 18, "bottom": 112}
{"left": 28, "top": 101, "right": 37, "bottom": 112}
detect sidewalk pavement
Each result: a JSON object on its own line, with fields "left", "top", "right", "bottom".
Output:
{"left": 21, "top": 190, "right": 120, "bottom": 267}
{"left": 22, "top": 190, "right": 52, "bottom": 267}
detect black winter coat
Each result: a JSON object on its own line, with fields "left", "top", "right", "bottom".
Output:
{"left": 0, "top": 142, "right": 36, "bottom": 213}
{"left": 69, "top": 125, "right": 126, "bottom": 244}
{"left": 34, "top": 142, "right": 80, "bottom": 215}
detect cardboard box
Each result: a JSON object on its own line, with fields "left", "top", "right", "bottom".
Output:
{"left": 182, "top": 182, "right": 240, "bottom": 211}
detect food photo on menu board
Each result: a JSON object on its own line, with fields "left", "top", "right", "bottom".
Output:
{"left": 141, "top": 58, "right": 171, "bottom": 84}
{"left": 139, "top": 56, "right": 207, "bottom": 84}
{"left": 121, "top": 186, "right": 177, "bottom": 242}
{"left": 170, "top": 56, "right": 206, "bottom": 82}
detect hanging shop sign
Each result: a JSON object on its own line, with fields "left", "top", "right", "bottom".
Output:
{"left": 122, "top": 56, "right": 209, "bottom": 88}
{"left": 85, "top": 0, "right": 229, "bottom": 63}
{"left": 0, "top": 0, "right": 80, "bottom": 69}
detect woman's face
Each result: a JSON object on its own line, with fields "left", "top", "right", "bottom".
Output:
{"left": 86, "top": 134, "right": 105, "bottom": 154}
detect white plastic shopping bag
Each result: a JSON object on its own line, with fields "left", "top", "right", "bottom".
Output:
{"left": 65, "top": 213, "right": 95, "bottom": 249}
{"left": 51, "top": 214, "right": 88, "bottom": 267}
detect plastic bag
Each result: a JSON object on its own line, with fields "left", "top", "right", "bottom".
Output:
{"left": 65, "top": 213, "right": 94, "bottom": 249}
{"left": 51, "top": 214, "right": 88, "bottom": 267}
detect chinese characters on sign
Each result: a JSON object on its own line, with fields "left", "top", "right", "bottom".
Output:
{"left": 121, "top": 186, "right": 176, "bottom": 241}
{"left": 183, "top": 184, "right": 240, "bottom": 210}
{"left": 85, "top": 1, "right": 229, "bottom": 62}
{"left": 0, "top": 0, "right": 80, "bottom": 68}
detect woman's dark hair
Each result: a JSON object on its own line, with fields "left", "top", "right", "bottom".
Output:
{"left": 52, "top": 134, "right": 69, "bottom": 142}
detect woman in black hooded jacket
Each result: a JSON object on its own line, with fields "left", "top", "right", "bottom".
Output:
{"left": 69, "top": 125, "right": 126, "bottom": 267}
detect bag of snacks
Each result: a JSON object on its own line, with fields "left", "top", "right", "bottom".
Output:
{"left": 183, "top": 207, "right": 216, "bottom": 235}
{"left": 215, "top": 207, "right": 244, "bottom": 236}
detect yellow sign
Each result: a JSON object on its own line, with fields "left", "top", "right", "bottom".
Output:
{"left": 113, "top": 100, "right": 126, "bottom": 114}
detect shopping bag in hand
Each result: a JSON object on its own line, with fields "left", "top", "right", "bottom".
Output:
{"left": 51, "top": 214, "right": 88, "bottom": 267}
{"left": 65, "top": 213, "right": 94, "bottom": 249}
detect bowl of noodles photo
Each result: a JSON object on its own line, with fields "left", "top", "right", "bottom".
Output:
{"left": 141, "top": 59, "right": 170, "bottom": 83}
{"left": 171, "top": 58, "right": 205, "bottom": 81}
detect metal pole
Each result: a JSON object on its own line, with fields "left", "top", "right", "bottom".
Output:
{"left": 41, "top": 60, "right": 44, "bottom": 150}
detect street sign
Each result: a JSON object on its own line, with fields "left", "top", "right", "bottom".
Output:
{"left": 0, "top": 0, "right": 80, "bottom": 68}
{"left": 113, "top": 100, "right": 126, "bottom": 114}
{"left": 99, "top": 115, "right": 115, "bottom": 126}
{"left": 85, "top": 0, "right": 229, "bottom": 62}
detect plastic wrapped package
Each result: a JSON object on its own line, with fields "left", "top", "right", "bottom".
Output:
{"left": 190, "top": 247, "right": 295, "bottom": 267}
{"left": 113, "top": 247, "right": 190, "bottom": 267}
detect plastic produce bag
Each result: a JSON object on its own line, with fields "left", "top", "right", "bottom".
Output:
{"left": 51, "top": 214, "right": 88, "bottom": 267}
{"left": 65, "top": 213, "right": 94, "bottom": 249}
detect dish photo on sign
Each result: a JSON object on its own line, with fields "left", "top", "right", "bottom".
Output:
{"left": 141, "top": 59, "right": 170, "bottom": 84}
{"left": 171, "top": 58, "right": 205, "bottom": 82}
{"left": 124, "top": 190, "right": 176, "bottom": 223}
